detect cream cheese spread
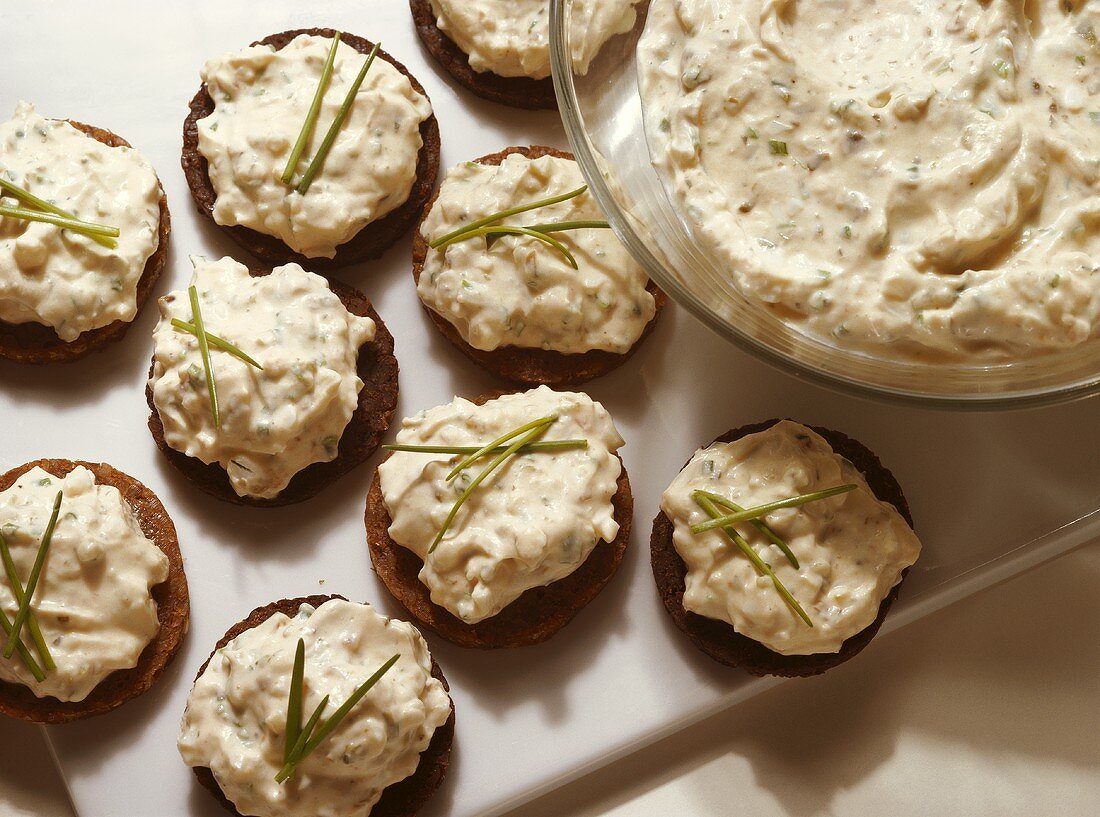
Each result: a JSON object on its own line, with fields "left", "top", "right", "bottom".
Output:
{"left": 0, "top": 466, "right": 168, "bottom": 701}
{"left": 150, "top": 257, "right": 375, "bottom": 500}
{"left": 377, "top": 387, "right": 623, "bottom": 624}
{"left": 198, "top": 33, "right": 433, "bottom": 258}
{"left": 638, "top": 0, "right": 1100, "bottom": 361}
{"left": 429, "top": 0, "right": 640, "bottom": 79}
{"left": 417, "top": 153, "right": 656, "bottom": 354}
{"left": 0, "top": 101, "right": 161, "bottom": 341}
{"left": 660, "top": 421, "right": 921, "bottom": 655}
{"left": 178, "top": 599, "right": 450, "bottom": 817}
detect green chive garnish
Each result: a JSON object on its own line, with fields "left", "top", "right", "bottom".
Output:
{"left": 429, "top": 185, "right": 589, "bottom": 249}
{"left": 170, "top": 319, "right": 263, "bottom": 370}
{"left": 429, "top": 418, "right": 555, "bottom": 554}
{"left": 694, "top": 493, "right": 811, "bottom": 627}
{"left": 276, "top": 653, "right": 399, "bottom": 783}
{"left": 0, "top": 606, "right": 45, "bottom": 682}
{"left": 279, "top": 692, "right": 329, "bottom": 779}
{"left": 0, "top": 177, "right": 118, "bottom": 249}
{"left": 0, "top": 532, "right": 55, "bottom": 671}
{"left": 4, "top": 491, "right": 61, "bottom": 659}
{"left": 438, "top": 224, "right": 580, "bottom": 268}
{"left": 0, "top": 204, "right": 120, "bottom": 245}
{"left": 188, "top": 285, "right": 220, "bottom": 429}
{"left": 445, "top": 414, "right": 558, "bottom": 481}
{"left": 692, "top": 489, "right": 799, "bottom": 569}
{"left": 281, "top": 33, "right": 342, "bottom": 185}
{"left": 295, "top": 42, "right": 381, "bottom": 195}
{"left": 383, "top": 440, "right": 587, "bottom": 456}
{"left": 508, "top": 219, "right": 610, "bottom": 236}
{"left": 690, "top": 484, "right": 857, "bottom": 534}
{"left": 284, "top": 638, "right": 305, "bottom": 763}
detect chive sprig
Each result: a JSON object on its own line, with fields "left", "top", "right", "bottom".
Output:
{"left": 383, "top": 440, "right": 587, "bottom": 456}
{"left": 294, "top": 42, "right": 381, "bottom": 194}
{"left": 187, "top": 285, "right": 220, "bottom": 429}
{"left": 0, "top": 204, "right": 120, "bottom": 246}
{"left": 281, "top": 33, "right": 342, "bottom": 185}
{"left": 0, "top": 532, "right": 55, "bottom": 670}
{"left": 170, "top": 319, "right": 263, "bottom": 370}
{"left": 0, "top": 177, "right": 119, "bottom": 249}
{"left": 690, "top": 484, "right": 857, "bottom": 534}
{"left": 692, "top": 489, "right": 799, "bottom": 569}
{"left": 275, "top": 638, "right": 399, "bottom": 784}
{"left": 693, "top": 492, "right": 812, "bottom": 627}
{"left": 3, "top": 490, "right": 62, "bottom": 659}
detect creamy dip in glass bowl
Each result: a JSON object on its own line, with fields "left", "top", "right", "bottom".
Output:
{"left": 548, "top": 0, "right": 1100, "bottom": 408}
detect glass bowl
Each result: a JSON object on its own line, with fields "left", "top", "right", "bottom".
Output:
{"left": 547, "top": 0, "right": 1100, "bottom": 409}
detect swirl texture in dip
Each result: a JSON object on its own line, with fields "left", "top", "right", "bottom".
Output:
{"left": 639, "top": 0, "right": 1099, "bottom": 360}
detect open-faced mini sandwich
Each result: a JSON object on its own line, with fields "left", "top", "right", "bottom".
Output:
{"left": 147, "top": 256, "right": 398, "bottom": 506}
{"left": 367, "top": 386, "right": 632, "bottom": 648}
{"left": 414, "top": 146, "right": 665, "bottom": 385}
{"left": 0, "top": 459, "right": 188, "bottom": 723}
{"left": 0, "top": 101, "right": 170, "bottom": 364}
{"left": 410, "top": 0, "right": 641, "bottom": 109}
{"left": 651, "top": 420, "right": 920, "bottom": 677}
{"left": 183, "top": 28, "right": 439, "bottom": 270}
{"left": 180, "top": 595, "right": 453, "bottom": 817}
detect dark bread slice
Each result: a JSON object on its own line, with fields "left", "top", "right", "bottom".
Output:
{"left": 650, "top": 420, "right": 915, "bottom": 678}
{"left": 146, "top": 272, "right": 399, "bottom": 507}
{"left": 0, "top": 120, "right": 171, "bottom": 364}
{"left": 182, "top": 28, "right": 440, "bottom": 271}
{"left": 190, "top": 594, "right": 454, "bottom": 817}
{"left": 0, "top": 459, "right": 189, "bottom": 723}
{"left": 413, "top": 145, "right": 667, "bottom": 386}
{"left": 366, "top": 390, "right": 632, "bottom": 648}
{"left": 409, "top": 0, "right": 557, "bottom": 110}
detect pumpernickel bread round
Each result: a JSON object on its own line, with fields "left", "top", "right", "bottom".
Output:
{"left": 146, "top": 273, "right": 399, "bottom": 507}
{"left": 0, "top": 120, "right": 171, "bottom": 365}
{"left": 190, "top": 594, "right": 454, "bottom": 817}
{"left": 0, "top": 459, "right": 189, "bottom": 723}
{"left": 650, "top": 420, "right": 914, "bottom": 678}
{"left": 366, "top": 390, "right": 633, "bottom": 648}
{"left": 409, "top": 0, "right": 557, "bottom": 110}
{"left": 182, "top": 28, "right": 440, "bottom": 271}
{"left": 413, "top": 145, "right": 667, "bottom": 386}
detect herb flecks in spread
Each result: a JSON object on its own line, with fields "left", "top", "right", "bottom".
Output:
{"left": 378, "top": 387, "right": 623, "bottom": 623}
{"left": 638, "top": 0, "right": 1100, "bottom": 361}
{"left": 198, "top": 34, "right": 432, "bottom": 258}
{"left": 0, "top": 102, "right": 160, "bottom": 340}
{"left": 0, "top": 467, "right": 168, "bottom": 701}
{"left": 150, "top": 257, "right": 375, "bottom": 499}
{"left": 418, "top": 153, "right": 656, "bottom": 355}
{"left": 429, "top": 0, "right": 640, "bottom": 79}
{"left": 660, "top": 421, "right": 921, "bottom": 656}
{"left": 178, "top": 600, "right": 451, "bottom": 817}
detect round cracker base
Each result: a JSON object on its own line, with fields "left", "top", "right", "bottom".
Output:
{"left": 0, "top": 121, "right": 171, "bottom": 365}
{"left": 190, "top": 594, "right": 454, "bottom": 817}
{"left": 0, "top": 459, "right": 189, "bottom": 723}
{"left": 413, "top": 145, "right": 667, "bottom": 386}
{"left": 650, "top": 420, "right": 914, "bottom": 678}
{"left": 181, "top": 28, "right": 440, "bottom": 271}
{"left": 365, "top": 391, "right": 632, "bottom": 648}
{"left": 146, "top": 274, "right": 399, "bottom": 507}
{"left": 409, "top": 0, "right": 557, "bottom": 110}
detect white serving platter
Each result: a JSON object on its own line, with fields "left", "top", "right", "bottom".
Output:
{"left": 5, "top": 2, "right": 1100, "bottom": 816}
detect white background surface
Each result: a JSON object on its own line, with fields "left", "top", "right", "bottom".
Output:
{"left": 5, "top": 543, "right": 1099, "bottom": 816}
{"left": 4, "top": 2, "right": 1100, "bottom": 816}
